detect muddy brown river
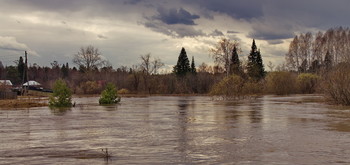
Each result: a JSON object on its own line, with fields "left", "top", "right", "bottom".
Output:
{"left": 1, "top": 95, "right": 350, "bottom": 164}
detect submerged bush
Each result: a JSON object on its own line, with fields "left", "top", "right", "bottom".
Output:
{"left": 265, "top": 72, "right": 297, "bottom": 95}
{"left": 99, "top": 83, "right": 121, "bottom": 105}
{"left": 322, "top": 63, "right": 350, "bottom": 105}
{"left": 118, "top": 88, "right": 130, "bottom": 94}
{"left": 210, "top": 75, "right": 245, "bottom": 98}
{"left": 297, "top": 73, "right": 320, "bottom": 94}
{"left": 243, "top": 80, "right": 264, "bottom": 95}
{"left": 49, "top": 79, "right": 72, "bottom": 107}
{"left": 78, "top": 81, "right": 102, "bottom": 94}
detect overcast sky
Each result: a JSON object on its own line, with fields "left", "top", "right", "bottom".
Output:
{"left": 0, "top": 0, "right": 349, "bottom": 71}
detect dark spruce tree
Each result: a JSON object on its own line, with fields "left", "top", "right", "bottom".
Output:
{"left": 324, "top": 50, "right": 332, "bottom": 70}
{"left": 61, "top": 63, "right": 69, "bottom": 78}
{"left": 190, "top": 56, "right": 197, "bottom": 74}
{"left": 17, "top": 56, "right": 27, "bottom": 83}
{"left": 173, "top": 47, "right": 191, "bottom": 76}
{"left": 247, "top": 39, "right": 265, "bottom": 80}
{"left": 230, "top": 46, "right": 241, "bottom": 75}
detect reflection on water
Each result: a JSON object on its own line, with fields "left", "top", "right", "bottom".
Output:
{"left": 1, "top": 95, "right": 350, "bottom": 164}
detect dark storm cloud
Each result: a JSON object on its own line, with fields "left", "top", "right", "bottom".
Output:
{"left": 142, "top": 6, "right": 204, "bottom": 37}
{"left": 247, "top": 20, "right": 295, "bottom": 45}
{"left": 154, "top": 7, "right": 200, "bottom": 25}
{"left": 185, "top": 0, "right": 264, "bottom": 20}
{"left": 263, "top": 0, "right": 350, "bottom": 29}
{"left": 143, "top": 20, "right": 205, "bottom": 38}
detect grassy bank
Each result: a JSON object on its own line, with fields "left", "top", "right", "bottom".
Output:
{"left": 0, "top": 96, "right": 48, "bottom": 109}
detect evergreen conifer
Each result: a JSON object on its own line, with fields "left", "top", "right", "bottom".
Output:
{"left": 191, "top": 56, "right": 197, "bottom": 74}
{"left": 49, "top": 79, "right": 72, "bottom": 107}
{"left": 17, "top": 56, "right": 26, "bottom": 82}
{"left": 247, "top": 39, "right": 265, "bottom": 80}
{"left": 230, "top": 46, "right": 241, "bottom": 75}
{"left": 173, "top": 47, "right": 191, "bottom": 76}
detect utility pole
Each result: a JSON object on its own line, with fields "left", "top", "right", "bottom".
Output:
{"left": 22, "top": 51, "right": 28, "bottom": 95}
{"left": 25, "top": 51, "right": 28, "bottom": 83}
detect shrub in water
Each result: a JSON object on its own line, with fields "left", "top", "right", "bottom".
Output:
{"left": 265, "top": 71, "right": 297, "bottom": 95}
{"left": 118, "top": 88, "right": 130, "bottom": 94}
{"left": 99, "top": 83, "right": 121, "bottom": 105}
{"left": 322, "top": 63, "right": 350, "bottom": 105}
{"left": 49, "top": 79, "right": 72, "bottom": 107}
{"left": 210, "top": 75, "right": 245, "bottom": 98}
{"left": 297, "top": 73, "right": 320, "bottom": 94}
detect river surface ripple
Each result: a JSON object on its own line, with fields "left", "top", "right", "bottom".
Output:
{"left": 1, "top": 95, "right": 350, "bottom": 164}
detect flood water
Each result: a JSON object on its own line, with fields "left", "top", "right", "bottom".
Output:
{"left": 1, "top": 95, "right": 350, "bottom": 164}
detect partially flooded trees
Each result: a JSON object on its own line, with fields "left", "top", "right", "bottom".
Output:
{"left": 265, "top": 72, "right": 297, "bottom": 95}
{"left": 99, "top": 83, "right": 120, "bottom": 105}
{"left": 210, "top": 75, "right": 245, "bottom": 99}
{"left": 49, "top": 79, "right": 72, "bottom": 107}
{"left": 322, "top": 63, "right": 350, "bottom": 105}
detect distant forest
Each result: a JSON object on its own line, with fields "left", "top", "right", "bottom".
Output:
{"left": 0, "top": 38, "right": 265, "bottom": 95}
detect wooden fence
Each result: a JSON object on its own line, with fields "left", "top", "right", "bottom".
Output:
{"left": 0, "top": 91, "right": 17, "bottom": 99}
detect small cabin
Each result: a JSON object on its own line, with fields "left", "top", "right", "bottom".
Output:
{"left": 23, "top": 80, "right": 43, "bottom": 91}
{"left": 0, "top": 80, "right": 13, "bottom": 88}
{"left": 0, "top": 80, "right": 17, "bottom": 99}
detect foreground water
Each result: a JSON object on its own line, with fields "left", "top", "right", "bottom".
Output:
{"left": 1, "top": 95, "right": 350, "bottom": 164}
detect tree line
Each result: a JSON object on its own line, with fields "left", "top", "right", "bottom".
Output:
{"left": 0, "top": 38, "right": 267, "bottom": 96}
{"left": 285, "top": 27, "right": 350, "bottom": 73}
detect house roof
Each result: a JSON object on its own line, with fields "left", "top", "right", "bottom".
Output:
{"left": 23, "top": 80, "right": 41, "bottom": 86}
{"left": 0, "top": 80, "right": 13, "bottom": 86}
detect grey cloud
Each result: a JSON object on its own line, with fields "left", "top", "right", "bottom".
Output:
{"left": 144, "top": 20, "right": 205, "bottom": 38}
{"left": 227, "top": 35, "right": 241, "bottom": 42}
{"left": 227, "top": 30, "right": 239, "bottom": 34}
{"left": 154, "top": 7, "right": 200, "bottom": 25}
{"left": 123, "top": 0, "right": 143, "bottom": 5}
{"left": 248, "top": 30, "right": 293, "bottom": 41}
{"left": 0, "top": 36, "right": 39, "bottom": 56}
{"left": 143, "top": 6, "right": 205, "bottom": 38}
{"left": 209, "top": 29, "right": 224, "bottom": 36}
{"left": 97, "top": 34, "right": 108, "bottom": 39}
{"left": 3, "top": 0, "right": 86, "bottom": 12}
{"left": 0, "top": 36, "right": 29, "bottom": 51}
{"left": 185, "top": 0, "right": 264, "bottom": 20}
{"left": 266, "top": 40, "right": 284, "bottom": 45}
{"left": 248, "top": 18, "right": 295, "bottom": 44}
{"left": 262, "top": 1, "right": 350, "bottom": 29}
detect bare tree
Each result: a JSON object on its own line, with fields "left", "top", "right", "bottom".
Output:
{"left": 140, "top": 53, "right": 164, "bottom": 94}
{"left": 267, "top": 61, "right": 275, "bottom": 71}
{"left": 140, "top": 53, "right": 164, "bottom": 75}
{"left": 140, "top": 53, "right": 152, "bottom": 75}
{"left": 285, "top": 36, "right": 299, "bottom": 71}
{"left": 152, "top": 57, "right": 165, "bottom": 75}
{"left": 210, "top": 38, "right": 240, "bottom": 76}
{"left": 73, "top": 45, "right": 105, "bottom": 71}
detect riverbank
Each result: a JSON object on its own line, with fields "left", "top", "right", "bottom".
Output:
{"left": 0, "top": 96, "right": 48, "bottom": 109}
